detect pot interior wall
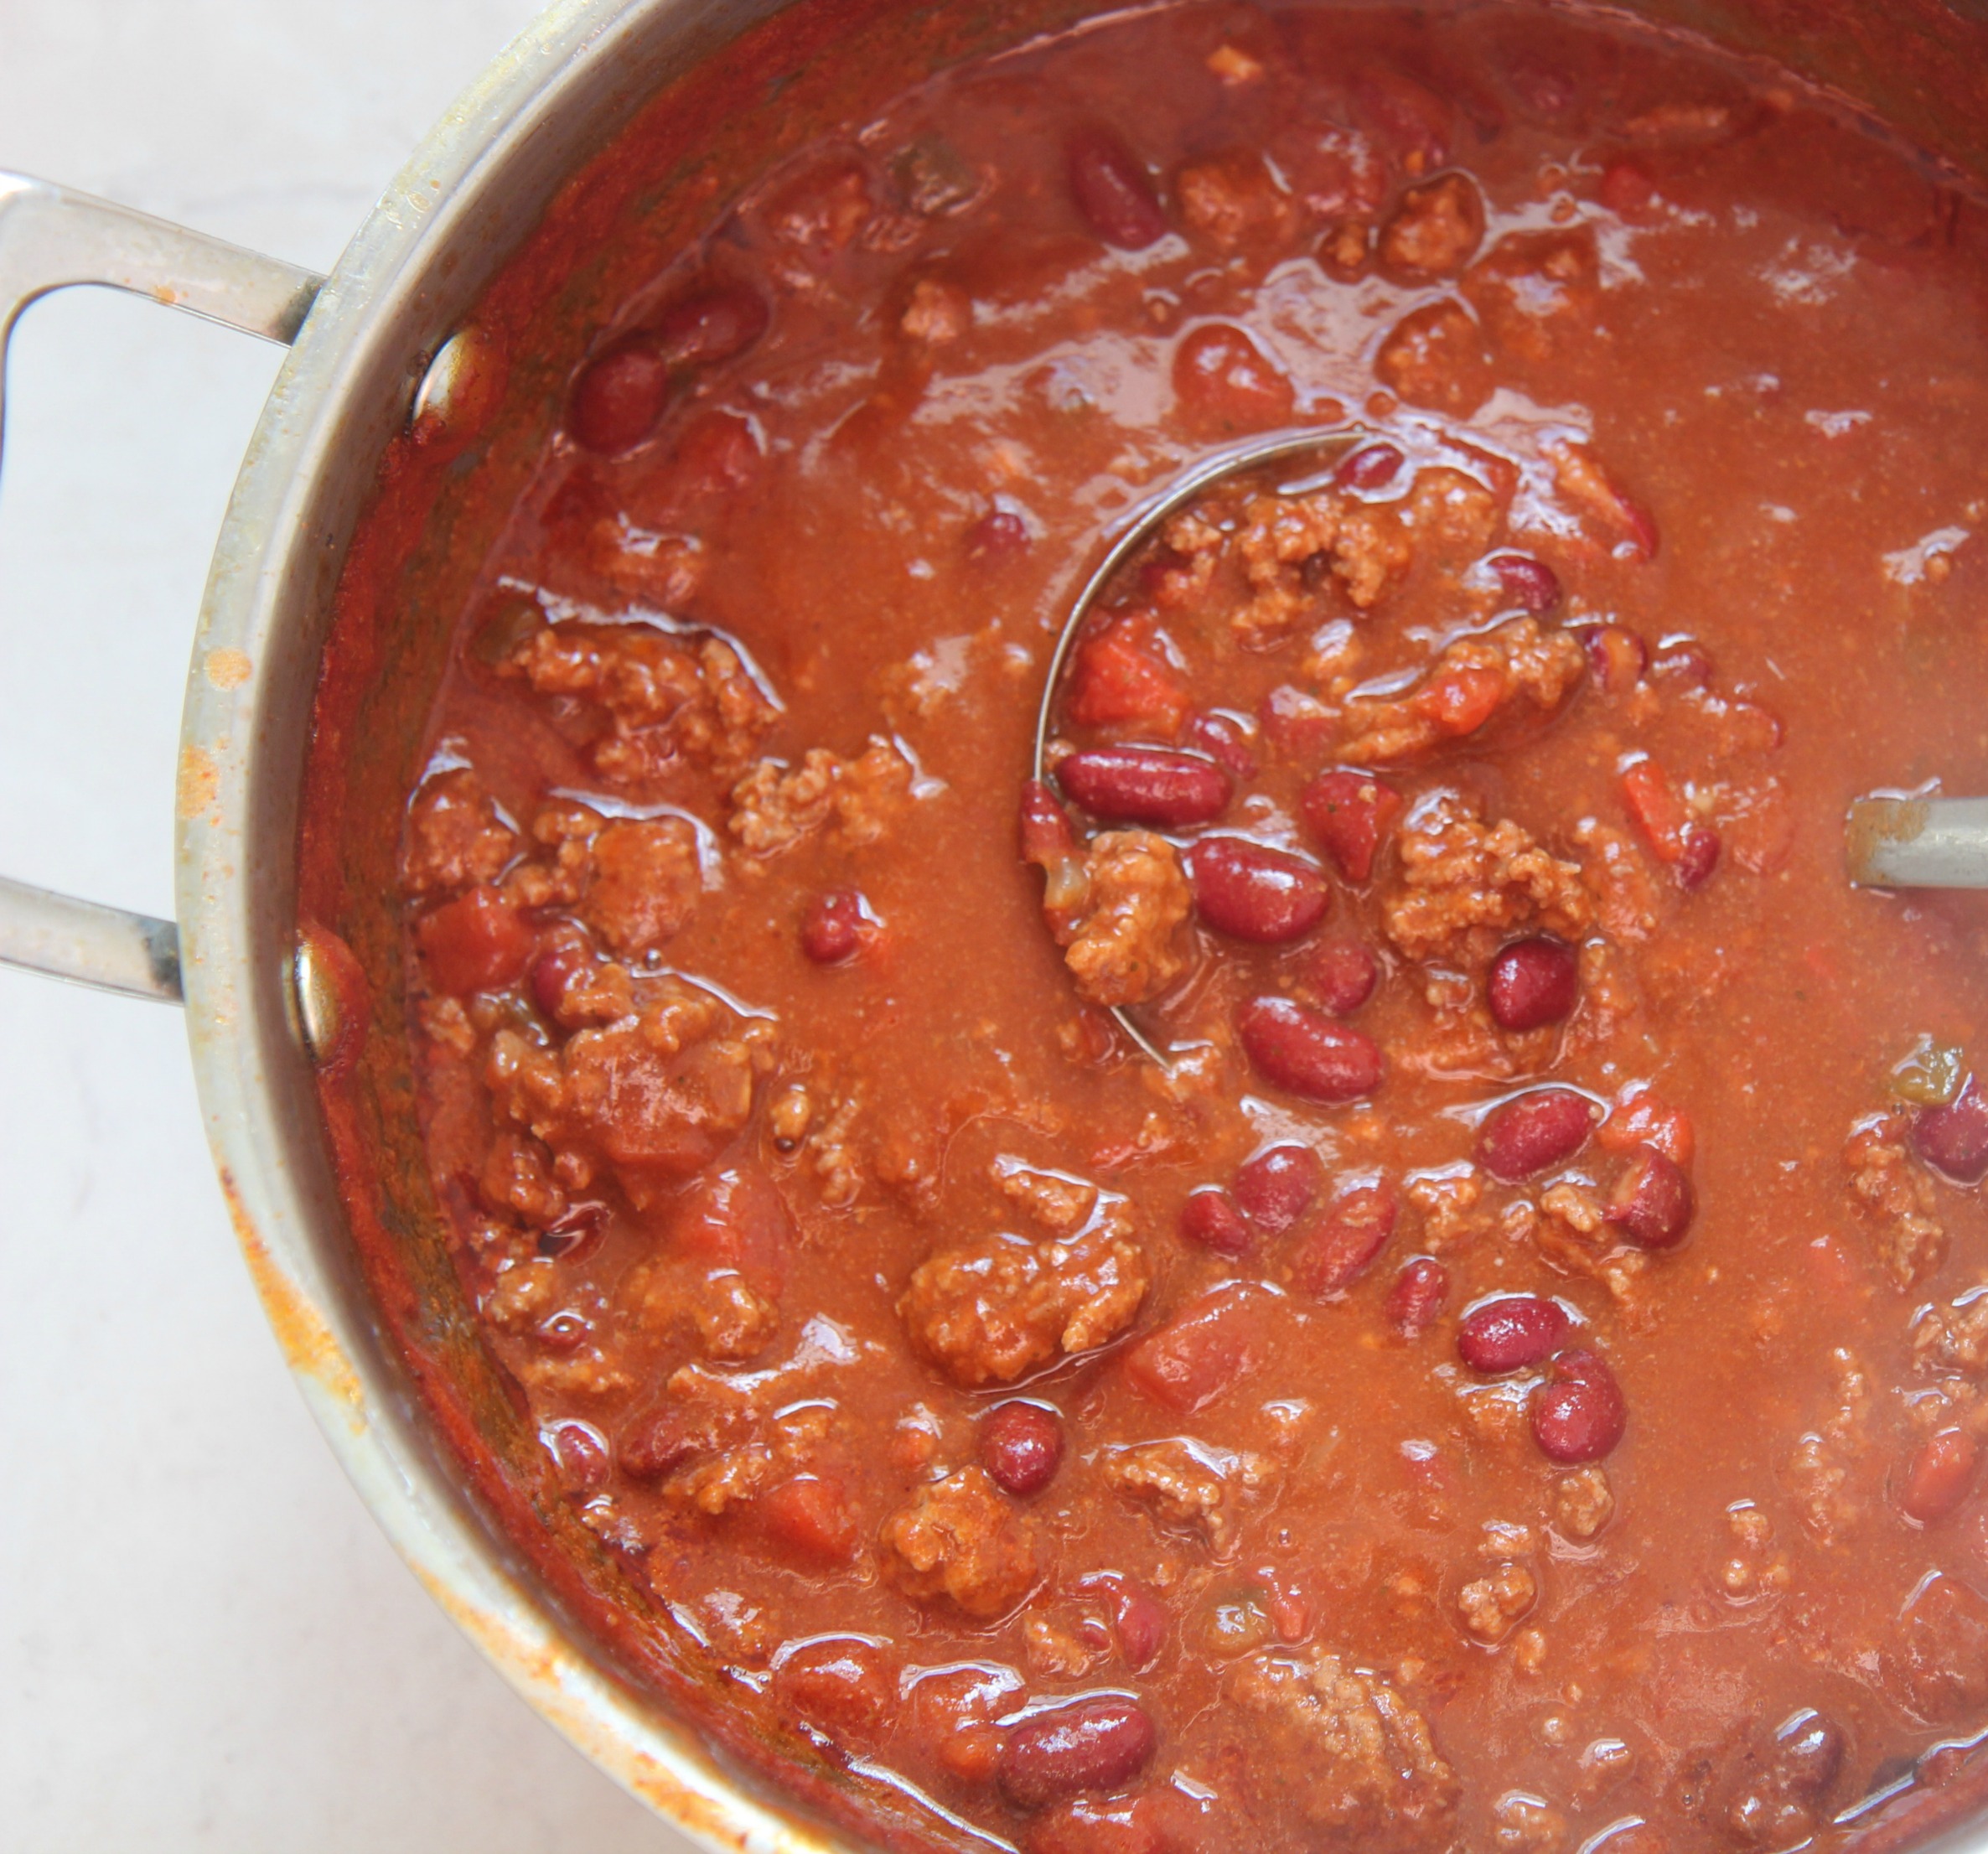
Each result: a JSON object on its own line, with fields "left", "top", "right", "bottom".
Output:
{"left": 277, "top": 0, "right": 1988, "bottom": 1844}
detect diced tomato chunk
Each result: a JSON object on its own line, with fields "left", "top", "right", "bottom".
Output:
{"left": 417, "top": 884, "right": 534, "bottom": 994}
{"left": 761, "top": 1473, "right": 859, "bottom": 1561}
{"left": 672, "top": 1164, "right": 794, "bottom": 1296}
{"left": 1121, "top": 1282, "right": 1275, "bottom": 1413}
{"left": 1620, "top": 759, "right": 1690, "bottom": 860}
{"left": 1064, "top": 614, "right": 1190, "bottom": 736}
{"left": 1301, "top": 769, "right": 1403, "bottom": 883}
{"left": 1597, "top": 1082, "right": 1695, "bottom": 1166}
{"left": 1410, "top": 665, "right": 1507, "bottom": 737}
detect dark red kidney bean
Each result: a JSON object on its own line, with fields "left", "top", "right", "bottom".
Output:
{"left": 1606, "top": 1147, "right": 1695, "bottom": 1250}
{"left": 1111, "top": 1588, "right": 1167, "bottom": 1670}
{"left": 1531, "top": 1347, "right": 1628, "bottom": 1463}
{"left": 1293, "top": 1181, "right": 1399, "bottom": 1295}
{"left": 529, "top": 933, "right": 593, "bottom": 1022}
{"left": 1301, "top": 769, "right": 1402, "bottom": 883}
{"left": 619, "top": 1406, "right": 705, "bottom": 1481}
{"left": 1231, "top": 1144, "right": 1323, "bottom": 1234}
{"left": 1485, "top": 552, "right": 1561, "bottom": 614}
{"left": 653, "top": 284, "right": 769, "bottom": 368}
{"left": 1306, "top": 936, "right": 1380, "bottom": 1017}
{"left": 981, "top": 1402, "right": 1065, "bottom": 1497}
{"left": 543, "top": 1420, "right": 610, "bottom": 1494}
{"left": 1238, "top": 996, "right": 1384, "bottom": 1103}
{"left": 800, "top": 890, "right": 866, "bottom": 964}
{"left": 537, "top": 1199, "right": 606, "bottom": 1259}
{"left": 536, "top": 1308, "right": 592, "bottom": 1353}
{"left": 1058, "top": 747, "right": 1232, "bottom": 827}
{"left": 1487, "top": 935, "right": 1580, "bottom": 1032}
{"left": 1188, "top": 838, "right": 1328, "bottom": 944}
{"left": 1000, "top": 1696, "right": 1158, "bottom": 1810}
{"left": 1918, "top": 1077, "right": 1988, "bottom": 1184}
{"left": 1577, "top": 623, "right": 1649, "bottom": 695}
{"left": 1477, "top": 1088, "right": 1597, "bottom": 1181}
{"left": 1066, "top": 126, "right": 1168, "bottom": 250}
{"left": 966, "top": 508, "right": 1032, "bottom": 565}
{"left": 568, "top": 338, "right": 670, "bottom": 454}
{"left": 1387, "top": 1257, "right": 1449, "bottom": 1337}
{"left": 1178, "top": 1188, "right": 1252, "bottom": 1257}
{"left": 1898, "top": 1429, "right": 1981, "bottom": 1525}
{"left": 1651, "top": 638, "right": 1714, "bottom": 689}
{"left": 1020, "top": 779, "right": 1079, "bottom": 862}
{"left": 1676, "top": 821, "right": 1721, "bottom": 891}
{"left": 1335, "top": 442, "right": 1405, "bottom": 491}
{"left": 1457, "top": 1295, "right": 1571, "bottom": 1373}
{"left": 1773, "top": 1712, "right": 1845, "bottom": 1799}
{"left": 1186, "top": 711, "right": 1258, "bottom": 779}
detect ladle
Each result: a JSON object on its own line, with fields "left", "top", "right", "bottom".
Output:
{"left": 1033, "top": 427, "right": 1985, "bottom": 1067}
{"left": 1033, "top": 427, "right": 1362, "bottom": 1064}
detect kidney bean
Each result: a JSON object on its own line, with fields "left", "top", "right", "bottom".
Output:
{"left": 1186, "top": 711, "right": 1258, "bottom": 779}
{"left": 417, "top": 884, "right": 535, "bottom": 995}
{"left": 1292, "top": 1180, "right": 1398, "bottom": 1295}
{"left": 800, "top": 890, "right": 866, "bottom": 964}
{"left": 1188, "top": 838, "right": 1328, "bottom": 944}
{"left": 1898, "top": 1429, "right": 1982, "bottom": 1525}
{"left": 568, "top": 338, "right": 670, "bottom": 454}
{"left": 1651, "top": 637, "right": 1714, "bottom": 689}
{"left": 619, "top": 1406, "right": 706, "bottom": 1481}
{"left": 1231, "top": 1144, "right": 1323, "bottom": 1233}
{"left": 529, "top": 930, "right": 593, "bottom": 1022}
{"left": 1486, "top": 552, "right": 1561, "bottom": 614}
{"left": 1000, "top": 1696, "right": 1158, "bottom": 1810}
{"left": 1477, "top": 1088, "right": 1597, "bottom": 1181}
{"left": 1606, "top": 1147, "right": 1695, "bottom": 1250}
{"left": 1488, "top": 935, "right": 1581, "bottom": 1032}
{"left": 1238, "top": 996, "right": 1384, "bottom": 1102}
{"left": 981, "top": 1402, "right": 1065, "bottom": 1497}
{"left": 1335, "top": 441, "right": 1405, "bottom": 491}
{"left": 1058, "top": 747, "right": 1232, "bottom": 827}
{"left": 1112, "top": 1587, "right": 1167, "bottom": 1670}
{"left": 1301, "top": 769, "right": 1402, "bottom": 883}
{"left": 1020, "top": 779, "right": 1079, "bottom": 862}
{"left": 1773, "top": 1711, "right": 1846, "bottom": 1799}
{"left": 1387, "top": 1257, "right": 1449, "bottom": 1338}
{"left": 1173, "top": 323, "right": 1295, "bottom": 427}
{"left": 1066, "top": 125, "right": 1168, "bottom": 249}
{"left": 536, "top": 1308, "right": 592, "bottom": 1353}
{"left": 537, "top": 1199, "right": 605, "bottom": 1260}
{"left": 1915, "top": 1076, "right": 1988, "bottom": 1184}
{"left": 542, "top": 1419, "right": 610, "bottom": 1494}
{"left": 966, "top": 508, "right": 1032, "bottom": 565}
{"left": 1530, "top": 1348, "right": 1628, "bottom": 1463}
{"left": 1178, "top": 1188, "right": 1252, "bottom": 1257}
{"left": 653, "top": 284, "right": 769, "bottom": 369}
{"left": 1676, "top": 821, "right": 1721, "bottom": 891}
{"left": 1457, "top": 1295, "right": 1571, "bottom": 1373}
{"left": 1306, "top": 936, "right": 1380, "bottom": 1017}
{"left": 1577, "top": 622, "right": 1648, "bottom": 695}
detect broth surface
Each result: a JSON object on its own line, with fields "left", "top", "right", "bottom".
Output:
{"left": 354, "top": 4, "right": 1988, "bottom": 1846}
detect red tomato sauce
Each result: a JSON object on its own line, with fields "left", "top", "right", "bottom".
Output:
{"left": 302, "top": 2, "right": 1988, "bottom": 1848}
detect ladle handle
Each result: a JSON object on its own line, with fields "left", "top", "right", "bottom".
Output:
{"left": 0, "top": 171, "right": 324, "bottom": 1003}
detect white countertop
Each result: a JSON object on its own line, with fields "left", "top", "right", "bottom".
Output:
{"left": 0, "top": 3, "right": 690, "bottom": 1846}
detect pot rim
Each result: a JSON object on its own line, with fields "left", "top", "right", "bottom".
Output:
{"left": 172, "top": 2, "right": 842, "bottom": 1846}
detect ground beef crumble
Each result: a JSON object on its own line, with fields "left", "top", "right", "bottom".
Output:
{"left": 880, "top": 1466, "right": 1041, "bottom": 1618}
{"left": 1846, "top": 1111, "right": 1947, "bottom": 1287}
{"left": 1054, "top": 830, "right": 1192, "bottom": 1008}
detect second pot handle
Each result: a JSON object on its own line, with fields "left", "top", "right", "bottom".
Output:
{"left": 0, "top": 171, "right": 325, "bottom": 1004}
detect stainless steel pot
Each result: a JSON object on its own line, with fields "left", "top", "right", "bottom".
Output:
{"left": 6, "top": 1, "right": 1988, "bottom": 1849}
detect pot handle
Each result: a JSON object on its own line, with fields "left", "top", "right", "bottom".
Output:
{"left": 0, "top": 172, "right": 325, "bottom": 1005}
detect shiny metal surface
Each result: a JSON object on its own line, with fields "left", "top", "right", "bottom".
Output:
{"left": 1847, "top": 795, "right": 1988, "bottom": 888}
{"left": 0, "top": 173, "right": 322, "bottom": 1001}
{"left": 0, "top": 0, "right": 1981, "bottom": 1849}
{"left": 1033, "top": 427, "right": 1359, "bottom": 1068}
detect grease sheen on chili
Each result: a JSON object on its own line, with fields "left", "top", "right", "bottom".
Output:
{"left": 334, "top": 3, "right": 1988, "bottom": 1848}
